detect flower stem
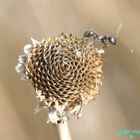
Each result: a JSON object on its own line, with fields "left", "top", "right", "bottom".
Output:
{"left": 57, "top": 122, "right": 72, "bottom": 140}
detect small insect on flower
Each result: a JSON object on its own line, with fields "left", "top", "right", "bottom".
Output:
{"left": 83, "top": 29, "right": 117, "bottom": 47}
{"left": 15, "top": 29, "right": 117, "bottom": 124}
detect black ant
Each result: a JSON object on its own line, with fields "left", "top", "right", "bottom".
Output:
{"left": 83, "top": 29, "right": 117, "bottom": 48}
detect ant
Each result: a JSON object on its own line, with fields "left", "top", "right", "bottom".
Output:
{"left": 83, "top": 29, "right": 117, "bottom": 48}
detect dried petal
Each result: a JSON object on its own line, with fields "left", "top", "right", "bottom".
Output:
{"left": 24, "top": 44, "right": 33, "bottom": 55}
{"left": 34, "top": 101, "right": 46, "bottom": 113}
{"left": 15, "top": 63, "right": 26, "bottom": 73}
{"left": 31, "top": 37, "right": 39, "bottom": 46}
{"left": 18, "top": 55, "right": 28, "bottom": 63}
{"left": 97, "top": 49, "right": 105, "bottom": 54}
{"left": 20, "top": 75, "right": 29, "bottom": 80}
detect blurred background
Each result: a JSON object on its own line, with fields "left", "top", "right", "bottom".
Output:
{"left": 0, "top": 0, "right": 140, "bottom": 140}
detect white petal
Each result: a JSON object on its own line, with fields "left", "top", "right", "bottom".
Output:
{"left": 20, "top": 75, "right": 29, "bottom": 80}
{"left": 36, "top": 89, "right": 42, "bottom": 96}
{"left": 15, "top": 63, "right": 26, "bottom": 73}
{"left": 70, "top": 104, "right": 82, "bottom": 117}
{"left": 77, "top": 113, "right": 82, "bottom": 119}
{"left": 48, "top": 107, "right": 59, "bottom": 124}
{"left": 34, "top": 102, "right": 45, "bottom": 113}
{"left": 98, "top": 49, "right": 105, "bottom": 54}
{"left": 24, "top": 44, "right": 33, "bottom": 55}
{"left": 40, "top": 96, "right": 45, "bottom": 101}
{"left": 47, "top": 103, "right": 69, "bottom": 124}
{"left": 31, "top": 37, "right": 39, "bottom": 46}
{"left": 76, "top": 50, "right": 81, "bottom": 57}
{"left": 18, "top": 55, "right": 28, "bottom": 63}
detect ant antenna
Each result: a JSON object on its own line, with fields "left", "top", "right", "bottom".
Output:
{"left": 116, "top": 22, "right": 123, "bottom": 39}
{"left": 115, "top": 22, "right": 133, "bottom": 53}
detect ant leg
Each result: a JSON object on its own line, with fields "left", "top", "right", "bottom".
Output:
{"left": 97, "top": 36, "right": 108, "bottom": 48}
{"left": 102, "top": 42, "right": 109, "bottom": 49}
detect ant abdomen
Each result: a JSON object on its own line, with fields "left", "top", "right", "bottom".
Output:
{"left": 107, "top": 36, "right": 117, "bottom": 45}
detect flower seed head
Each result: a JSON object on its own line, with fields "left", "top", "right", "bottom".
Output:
{"left": 16, "top": 33, "right": 104, "bottom": 124}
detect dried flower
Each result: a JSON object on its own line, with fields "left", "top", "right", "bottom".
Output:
{"left": 15, "top": 32, "right": 104, "bottom": 124}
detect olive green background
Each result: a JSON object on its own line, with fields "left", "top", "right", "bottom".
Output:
{"left": 0, "top": 0, "right": 140, "bottom": 140}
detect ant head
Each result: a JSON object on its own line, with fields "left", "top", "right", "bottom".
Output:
{"left": 83, "top": 29, "right": 98, "bottom": 38}
{"left": 108, "top": 36, "right": 117, "bottom": 45}
{"left": 83, "top": 29, "right": 94, "bottom": 37}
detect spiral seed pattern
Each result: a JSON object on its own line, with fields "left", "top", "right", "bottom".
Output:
{"left": 16, "top": 33, "right": 104, "bottom": 124}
